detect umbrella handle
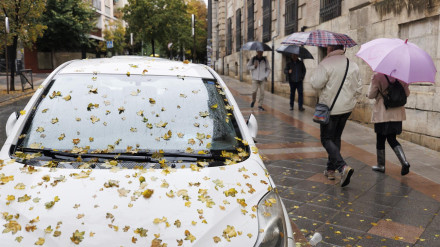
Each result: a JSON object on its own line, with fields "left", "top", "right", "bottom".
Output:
{"left": 389, "top": 69, "right": 397, "bottom": 78}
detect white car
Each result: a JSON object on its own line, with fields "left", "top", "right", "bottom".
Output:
{"left": 1, "top": 57, "right": 295, "bottom": 246}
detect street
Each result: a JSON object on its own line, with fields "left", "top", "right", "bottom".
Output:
{"left": 0, "top": 96, "right": 30, "bottom": 146}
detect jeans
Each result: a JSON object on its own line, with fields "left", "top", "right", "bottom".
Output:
{"left": 320, "top": 112, "right": 351, "bottom": 172}
{"left": 289, "top": 81, "right": 303, "bottom": 108}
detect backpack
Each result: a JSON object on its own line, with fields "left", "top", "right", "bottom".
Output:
{"left": 381, "top": 75, "right": 407, "bottom": 109}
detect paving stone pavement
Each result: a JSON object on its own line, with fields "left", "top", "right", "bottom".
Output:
{"left": 221, "top": 75, "right": 440, "bottom": 247}
{"left": 0, "top": 73, "right": 47, "bottom": 105}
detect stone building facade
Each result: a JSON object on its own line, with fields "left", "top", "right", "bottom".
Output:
{"left": 210, "top": 0, "right": 440, "bottom": 151}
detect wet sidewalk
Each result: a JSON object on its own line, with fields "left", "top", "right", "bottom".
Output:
{"left": 0, "top": 73, "right": 48, "bottom": 106}
{"left": 221, "top": 75, "right": 440, "bottom": 247}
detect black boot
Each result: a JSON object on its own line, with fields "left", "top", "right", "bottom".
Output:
{"left": 393, "top": 145, "right": 410, "bottom": 176}
{"left": 372, "top": 149, "right": 385, "bottom": 173}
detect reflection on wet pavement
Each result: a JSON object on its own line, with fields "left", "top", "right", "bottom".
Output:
{"left": 229, "top": 81, "right": 440, "bottom": 247}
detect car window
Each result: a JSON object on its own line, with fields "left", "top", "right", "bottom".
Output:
{"left": 17, "top": 74, "right": 243, "bottom": 158}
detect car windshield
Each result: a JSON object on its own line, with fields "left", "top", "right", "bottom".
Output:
{"left": 17, "top": 74, "right": 243, "bottom": 158}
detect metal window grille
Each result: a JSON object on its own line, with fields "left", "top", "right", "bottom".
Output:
{"left": 285, "top": 0, "right": 298, "bottom": 35}
{"left": 247, "top": 0, "right": 254, "bottom": 41}
{"left": 216, "top": 24, "right": 219, "bottom": 60}
{"left": 236, "top": 9, "right": 242, "bottom": 52}
{"left": 227, "top": 18, "right": 232, "bottom": 55}
{"left": 262, "top": 0, "right": 272, "bottom": 43}
{"left": 320, "top": 0, "right": 341, "bottom": 23}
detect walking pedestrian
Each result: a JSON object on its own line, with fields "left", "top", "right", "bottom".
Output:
{"left": 284, "top": 54, "right": 306, "bottom": 111}
{"left": 310, "top": 45, "right": 362, "bottom": 187}
{"left": 367, "top": 73, "right": 411, "bottom": 175}
{"left": 247, "top": 49, "right": 271, "bottom": 111}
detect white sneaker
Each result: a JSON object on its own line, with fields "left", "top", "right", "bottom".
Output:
{"left": 340, "top": 165, "right": 354, "bottom": 187}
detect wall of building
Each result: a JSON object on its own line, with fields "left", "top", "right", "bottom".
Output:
{"left": 211, "top": 0, "right": 440, "bottom": 151}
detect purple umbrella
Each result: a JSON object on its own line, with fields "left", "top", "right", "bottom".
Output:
{"left": 356, "top": 38, "right": 437, "bottom": 83}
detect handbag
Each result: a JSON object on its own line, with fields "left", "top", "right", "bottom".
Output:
{"left": 313, "top": 58, "right": 349, "bottom": 124}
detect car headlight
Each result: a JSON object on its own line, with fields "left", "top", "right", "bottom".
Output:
{"left": 254, "top": 190, "right": 288, "bottom": 247}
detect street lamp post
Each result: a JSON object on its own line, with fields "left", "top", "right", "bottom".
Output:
{"left": 192, "top": 14, "right": 196, "bottom": 62}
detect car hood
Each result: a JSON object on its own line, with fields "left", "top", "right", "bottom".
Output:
{"left": 0, "top": 157, "right": 272, "bottom": 246}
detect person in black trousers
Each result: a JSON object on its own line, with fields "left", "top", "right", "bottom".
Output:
{"left": 284, "top": 54, "right": 306, "bottom": 111}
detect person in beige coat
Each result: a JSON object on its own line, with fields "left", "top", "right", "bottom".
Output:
{"left": 311, "top": 45, "right": 362, "bottom": 187}
{"left": 368, "top": 73, "right": 411, "bottom": 175}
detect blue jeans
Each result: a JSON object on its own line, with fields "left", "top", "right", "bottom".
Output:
{"left": 320, "top": 112, "right": 351, "bottom": 172}
{"left": 289, "top": 81, "right": 303, "bottom": 108}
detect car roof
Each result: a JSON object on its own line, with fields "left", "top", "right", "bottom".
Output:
{"left": 58, "top": 56, "right": 215, "bottom": 79}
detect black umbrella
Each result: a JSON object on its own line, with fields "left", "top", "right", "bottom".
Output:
{"left": 241, "top": 41, "right": 272, "bottom": 51}
{"left": 276, "top": 45, "right": 314, "bottom": 59}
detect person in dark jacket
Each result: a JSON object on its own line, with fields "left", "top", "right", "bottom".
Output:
{"left": 284, "top": 54, "right": 306, "bottom": 111}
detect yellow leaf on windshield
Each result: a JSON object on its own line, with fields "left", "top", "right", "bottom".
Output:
{"left": 142, "top": 189, "right": 154, "bottom": 199}
{"left": 90, "top": 115, "right": 100, "bottom": 124}
{"left": 70, "top": 230, "right": 85, "bottom": 244}
{"left": 184, "top": 230, "right": 196, "bottom": 242}
{"left": 35, "top": 238, "right": 45, "bottom": 245}
{"left": 58, "top": 134, "right": 65, "bottom": 141}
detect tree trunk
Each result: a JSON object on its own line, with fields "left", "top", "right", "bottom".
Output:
{"left": 9, "top": 36, "right": 18, "bottom": 91}
{"left": 81, "top": 46, "right": 86, "bottom": 59}
{"left": 180, "top": 43, "right": 183, "bottom": 61}
{"left": 51, "top": 48, "right": 55, "bottom": 69}
{"left": 151, "top": 38, "right": 155, "bottom": 57}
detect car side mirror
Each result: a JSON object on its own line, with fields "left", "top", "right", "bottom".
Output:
{"left": 5, "top": 112, "right": 19, "bottom": 138}
{"left": 246, "top": 114, "right": 258, "bottom": 139}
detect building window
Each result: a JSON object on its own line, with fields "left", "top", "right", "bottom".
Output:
{"left": 236, "top": 9, "right": 242, "bottom": 52}
{"left": 285, "top": 0, "right": 298, "bottom": 35}
{"left": 247, "top": 0, "right": 254, "bottom": 41}
{"left": 227, "top": 18, "right": 232, "bottom": 55}
{"left": 91, "top": 0, "right": 101, "bottom": 11}
{"left": 262, "top": 0, "right": 272, "bottom": 43}
{"left": 320, "top": 0, "right": 341, "bottom": 23}
{"left": 105, "top": 0, "right": 111, "bottom": 15}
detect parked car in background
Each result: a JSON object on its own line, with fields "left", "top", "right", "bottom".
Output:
{"left": 1, "top": 56, "right": 295, "bottom": 246}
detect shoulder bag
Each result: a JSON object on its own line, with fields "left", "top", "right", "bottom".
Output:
{"left": 313, "top": 58, "right": 349, "bottom": 125}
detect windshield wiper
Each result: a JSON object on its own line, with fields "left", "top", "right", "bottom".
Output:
{"left": 15, "top": 148, "right": 154, "bottom": 162}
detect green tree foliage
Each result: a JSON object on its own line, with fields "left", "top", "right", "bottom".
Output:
{"left": 123, "top": 0, "right": 188, "bottom": 57}
{"left": 103, "top": 20, "right": 126, "bottom": 55}
{"left": 36, "top": 0, "right": 95, "bottom": 52}
{"left": 123, "top": 0, "right": 207, "bottom": 62}
{"left": 186, "top": 0, "right": 207, "bottom": 62}
{"left": 1, "top": 0, "right": 46, "bottom": 90}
